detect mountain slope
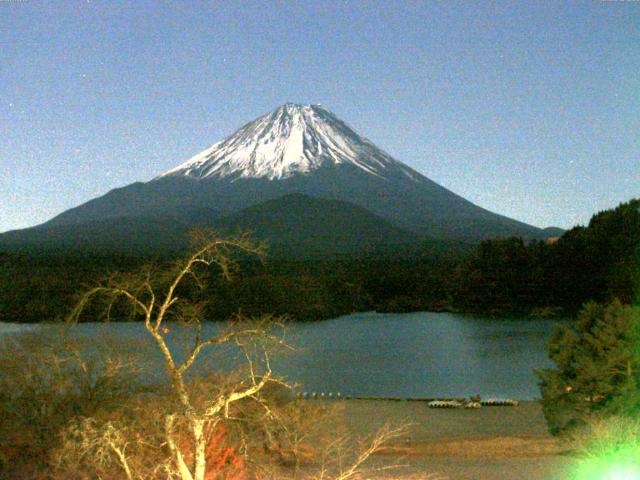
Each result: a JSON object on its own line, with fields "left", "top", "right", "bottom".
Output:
{"left": 0, "top": 195, "right": 419, "bottom": 256}
{"left": 6, "top": 103, "right": 550, "bottom": 247}
{"left": 215, "top": 193, "right": 419, "bottom": 255}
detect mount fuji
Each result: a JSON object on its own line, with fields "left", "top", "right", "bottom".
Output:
{"left": 1, "top": 103, "right": 555, "bottom": 253}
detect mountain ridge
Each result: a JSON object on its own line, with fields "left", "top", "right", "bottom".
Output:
{"left": 3, "top": 103, "right": 556, "bottom": 248}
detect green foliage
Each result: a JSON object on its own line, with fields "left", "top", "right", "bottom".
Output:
{"left": 449, "top": 237, "right": 548, "bottom": 314}
{"left": 548, "top": 199, "right": 640, "bottom": 309}
{"left": 451, "top": 198, "right": 640, "bottom": 315}
{"left": 0, "top": 250, "right": 154, "bottom": 323}
{"left": 0, "top": 246, "right": 463, "bottom": 323}
{"left": 537, "top": 300, "right": 640, "bottom": 435}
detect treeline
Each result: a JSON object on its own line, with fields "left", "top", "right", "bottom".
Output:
{"left": 204, "top": 253, "right": 458, "bottom": 321}
{"left": 1, "top": 199, "right": 637, "bottom": 323}
{"left": 0, "top": 247, "right": 460, "bottom": 323}
{"left": 0, "top": 251, "right": 148, "bottom": 324}
{"left": 450, "top": 198, "right": 640, "bottom": 315}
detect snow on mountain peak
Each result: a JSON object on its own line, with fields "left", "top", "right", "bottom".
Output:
{"left": 156, "top": 103, "right": 419, "bottom": 182}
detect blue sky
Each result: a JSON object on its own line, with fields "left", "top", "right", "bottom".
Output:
{"left": 1, "top": 0, "right": 638, "bottom": 232}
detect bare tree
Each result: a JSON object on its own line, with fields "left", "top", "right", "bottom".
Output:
{"left": 311, "top": 423, "right": 411, "bottom": 480}
{"left": 68, "top": 231, "right": 289, "bottom": 480}
{"left": 64, "top": 231, "right": 416, "bottom": 480}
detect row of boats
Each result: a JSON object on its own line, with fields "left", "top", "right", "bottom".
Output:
{"left": 293, "top": 391, "right": 520, "bottom": 407}
{"left": 427, "top": 398, "right": 520, "bottom": 408}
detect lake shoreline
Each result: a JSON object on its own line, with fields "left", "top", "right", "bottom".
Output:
{"left": 336, "top": 399, "right": 572, "bottom": 479}
{"left": 0, "top": 301, "right": 569, "bottom": 326}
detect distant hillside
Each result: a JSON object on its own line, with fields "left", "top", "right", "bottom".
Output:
{"left": 214, "top": 194, "right": 420, "bottom": 256}
{"left": 0, "top": 214, "right": 195, "bottom": 254}
{"left": 0, "top": 194, "right": 421, "bottom": 257}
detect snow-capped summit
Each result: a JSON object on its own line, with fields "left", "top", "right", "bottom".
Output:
{"left": 157, "top": 103, "right": 418, "bottom": 182}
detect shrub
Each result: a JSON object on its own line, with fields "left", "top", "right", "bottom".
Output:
{"left": 0, "top": 331, "right": 144, "bottom": 478}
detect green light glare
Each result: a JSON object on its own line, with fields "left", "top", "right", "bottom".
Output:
{"left": 571, "top": 445, "right": 640, "bottom": 480}
{"left": 603, "top": 466, "right": 640, "bottom": 480}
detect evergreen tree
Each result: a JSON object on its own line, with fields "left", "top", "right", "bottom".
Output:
{"left": 537, "top": 300, "right": 640, "bottom": 435}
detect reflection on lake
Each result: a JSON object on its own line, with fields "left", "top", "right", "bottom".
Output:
{"left": 0, "top": 312, "right": 561, "bottom": 400}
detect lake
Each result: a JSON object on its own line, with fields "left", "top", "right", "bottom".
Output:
{"left": 0, "top": 311, "right": 561, "bottom": 400}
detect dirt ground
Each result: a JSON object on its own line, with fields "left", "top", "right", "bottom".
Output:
{"left": 329, "top": 399, "right": 574, "bottom": 480}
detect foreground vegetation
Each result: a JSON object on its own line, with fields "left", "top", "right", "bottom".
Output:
{"left": 538, "top": 300, "right": 640, "bottom": 435}
{"left": 537, "top": 299, "right": 640, "bottom": 478}
{"left": 0, "top": 232, "right": 405, "bottom": 479}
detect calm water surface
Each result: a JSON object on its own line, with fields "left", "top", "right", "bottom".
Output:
{"left": 0, "top": 312, "right": 561, "bottom": 399}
